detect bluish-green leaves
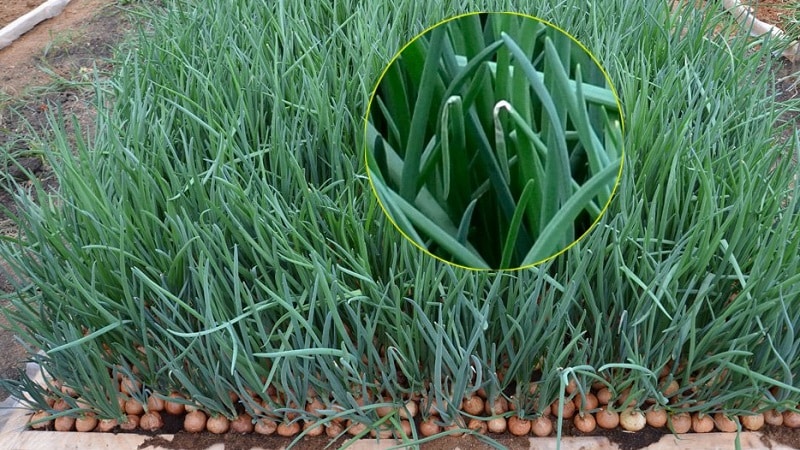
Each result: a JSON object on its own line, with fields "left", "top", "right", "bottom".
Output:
{"left": 367, "top": 13, "right": 623, "bottom": 269}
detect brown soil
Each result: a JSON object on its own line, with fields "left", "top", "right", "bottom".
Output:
{"left": 1, "top": 1, "right": 800, "bottom": 449}
{"left": 0, "top": 1, "right": 44, "bottom": 29}
{"left": 745, "top": 0, "right": 799, "bottom": 32}
{"left": 762, "top": 424, "right": 800, "bottom": 449}
{"left": 135, "top": 425, "right": 662, "bottom": 450}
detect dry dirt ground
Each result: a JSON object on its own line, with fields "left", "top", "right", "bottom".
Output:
{"left": 0, "top": 1, "right": 799, "bottom": 449}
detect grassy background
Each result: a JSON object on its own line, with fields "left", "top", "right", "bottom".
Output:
{"left": 1, "top": 0, "right": 799, "bottom": 444}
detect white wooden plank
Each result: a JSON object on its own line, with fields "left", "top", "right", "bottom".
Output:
{"left": 0, "top": 0, "right": 72, "bottom": 49}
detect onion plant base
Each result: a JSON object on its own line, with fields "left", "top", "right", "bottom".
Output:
{"left": 3, "top": 361, "right": 800, "bottom": 448}
{"left": 5, "top": 367, "right": 800, "bottom": 450}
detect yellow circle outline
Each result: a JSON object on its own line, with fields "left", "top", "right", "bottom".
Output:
{"left": 363, "top": 11, "right": 626, "bottom": 272}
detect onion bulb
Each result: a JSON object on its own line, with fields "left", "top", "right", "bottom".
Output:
{"left": 116, "top": 395, "right": 127, "bottom": 412}
{"left": 303, "top": 420, "right": 325, "bottom": 437}
{"left": 425, "top": 397, "right": 445, "bottom": 416}
{"left": 346, "top": 419, "right": 367, "bottom": 436}
{"left": 661, "top": 380, "right": 679, "bottom": 399}
{"left": 713, "top": 412, "right": 738, "bottom": 432}
{"left": 124, "top": 399, "right": 144, "bottom": 416}
{"left": 467, "top": 418, "right": 487, "bottom": 435}
{"left": 184, "top": 410, "right": 207, "bottom": 433}
{"left": 596, "top": 408, "right": 619, "bottom": 429}
{"left": 645, "top": 407, "right": 667, "bottom": 428}
{"left": 29, "top": 410, "right": 51, "bottom": 430}
{"left": 669, "top": 412, "right": 691, "bottom": 434}
{"left": 53, "top": 399, "right": 69, "bottom": 412}
{"left": 764, "top": 409, "right": 783, "bottom": 426}
{"left": 206, "top": 415, "right": 230, "bottom": 434}
{"left": 118, "top": 414, "right": 139, "bottom": 431}
{"left": 75, "top": 397, "right": 92, "bottom": 410}
{"left": 619, "top": 408, "right": 646, "bottom": 431}
{"left": 399, "top": 420, "right": 412, "bottom": 436}
{"left": 573, "top": 413, "right": 596, "bottom": 433}
{"left": 54, "top": 415, "right": 75, "bottom": 432}
{"left": 305, "top": 397, "right": 325, "bottom": 415}
{"left": 399, "top": 399, "right": 418, "bottom": 419}
{"left": 254, "top": 417, "right": 277, "bottom": 435}
{"left": 531, "top": 416, "right": 553, "bottom": 437}
{"left": 146, "top": 394, "right": 165, "bottom": 412}
{"left": 75, "top": 413, "right": 98, "bottom": 432}
{"left": 61, "top": 385, "right": 78, "bottom": 398}
{"left": 375, "top": 398, "right": 393, "bottom": 418}
{"left": 369, "top": 425, "right": 393, "bottom": 439}
{"left": 484, "top": 397, "right": 509, "bottom": 416}
{"left": 230, "top": 413, "right": 254, "bottom": 434}
{"left": 565, "top": 378, "right": 578, "bottom": 395}
{"left": 96, "top": 418, "right": 118, "bottom": 432}
{"left": 276, "top": 421, "right": 300, "bottom": 437}
{"left": 461, "top": 395, "right": 484, "bottom": 416}
{"left": 574, "top": 393, "right": 599, "bottom": 412}
{"left": 596, "top": 388, "right": 612, "bottom": 406}
{"left": 783, "top": 410, "right": 800, "bottom": 428}
{"left": 551, "top": 399, "right": 576, "bottom": 419}
{"left": 691, "top": 413, "right": 714, "bottom": 433}
{"left": 139, "top": 411, "right": 163, "bottom": 431}
{"left": 164, "top": 392, "right": 186, "bottom": 415}
{"left": 740, "top": 413, "right": 764, "bottom": 431}
{"left": 324, "top": 421, "right": 343, "bottom": 438}
{"left": 616, "top": 388, "right": 636, "bottom": 409}
{"left": 443, "top": 422, "right": 465, "bottom": 437}
{"left": 283, "top": 399, "right": 301, "bottom": 421}
{"left": 507, "top": 398, "right": 518, "bottom": 412}
{"left": 119, "top": 377, "right": 140, "bottom": 396}
{"left": 507, "top": 416, "right": 529, "bottom": 436}
{"left": 419, "top": 417, "right": 441, "bottom": 437}
{"left": 487, "top": 416, "right": 507, "bottom": 434}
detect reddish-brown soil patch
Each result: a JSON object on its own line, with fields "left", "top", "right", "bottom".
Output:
{"left": 0, "top": 1, "right": 45, "bottom": 29}
{"left": 0, "top": 0, "right": 124, "bottom": 96}
{"left": 745, "top": 0, "right": 799, "bottom": 32}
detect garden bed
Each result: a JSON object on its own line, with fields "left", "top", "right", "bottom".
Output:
{"left": 1, "top": 363, "right": 799, "bottom": 450}
{"left": 2, "top": 1, "right": 800, "bottom": 449}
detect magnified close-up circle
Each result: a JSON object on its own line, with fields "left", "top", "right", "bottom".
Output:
{"left": 365, "top": 12, "right": 624, "bottom": 270}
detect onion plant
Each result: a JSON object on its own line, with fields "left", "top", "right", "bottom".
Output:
{"left": 367, "top": 13, "right": 623, "bottom": 269}
{"left": 0, "top": 0, "right": 798, "bottom": 448}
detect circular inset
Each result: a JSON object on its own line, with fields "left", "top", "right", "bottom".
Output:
{"left": 365, "top": 12, "right": 624, "bottom": 270}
